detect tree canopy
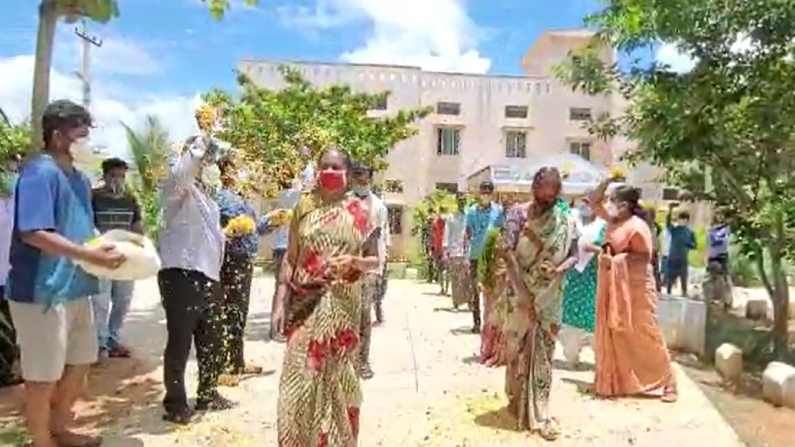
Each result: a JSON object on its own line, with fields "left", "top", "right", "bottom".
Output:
{"left": 204, "top": 66, "right": 430, "bottom": 198}
{"left": 556, "top": 0, "right": 795, "bottom": 356}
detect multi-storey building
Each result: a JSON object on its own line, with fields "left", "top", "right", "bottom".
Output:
{"left": 242, "top": 29, "right": 646, "bottom": 258}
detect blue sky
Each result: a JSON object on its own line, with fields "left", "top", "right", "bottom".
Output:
{"left": 1, "top": 0, "right": 618, "bottom": 155}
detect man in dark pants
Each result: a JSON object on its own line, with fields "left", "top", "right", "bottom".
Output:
{"left": 158, "top": 133, "right": 232, "bottom": 424}
{"left": 215, "top": 157, "right": 276, "bottom": 380}
{"left": 665, "top": 204, "right": 697, "bottom": 297}
{"left": 465, "top": 181, "right": 504, "bottom": 333}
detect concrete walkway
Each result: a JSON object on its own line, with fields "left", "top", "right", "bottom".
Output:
{"left": 0, "top": 274, "right": 746, "bottom": 446}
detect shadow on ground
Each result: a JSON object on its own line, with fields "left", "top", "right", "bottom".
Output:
{"left": 473, "top": 406, "right": 521, "bottom": 432}
{"left": 0, "top": 303, "right": 172, "bottom": 445}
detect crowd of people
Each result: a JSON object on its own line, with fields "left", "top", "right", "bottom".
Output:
{"left": 0, "top": 99, "right": 400, "bottom": 447}
{"left": 421, "top": 169, "right": 695, "bottom": 440}
{"left": 0, "top": 98, "right": 731, "bottom": 446}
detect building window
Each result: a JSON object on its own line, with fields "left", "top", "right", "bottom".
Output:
{"left": 372, "top": 95, "right": 388, "bottom": 111}
{"left": 437, "top": 102, "right": 461, "bottom": 115}
{"left": 505, "top": 131, "right": 527, "bottom": 158}
{"left": 569, "top": 107, "right": 592, "bottom": 121}
{"left": 569, "top": 141, "right": 592, "bottom": 160}
{"left": 387, "top": 205, "right": 403, "bottom": 235}
{"left": 435, "top": 183, "right": 458, "bottom": 194}
{"left": 383, "top": 179, "right": 404, "bottom": 194}
{"left": 436, "top": 127, "right": 461, "bottom": 156}
{"left": 505, "top": 105, "right": 528, "bottom": 119}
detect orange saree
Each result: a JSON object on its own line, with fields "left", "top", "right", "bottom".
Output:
{"left": 594, "top": 216, "right": 675, "bottom": 398}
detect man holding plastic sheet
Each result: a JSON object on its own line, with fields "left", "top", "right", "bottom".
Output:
{"left": 7, "top": 100, "right": 125, "bottom": 447}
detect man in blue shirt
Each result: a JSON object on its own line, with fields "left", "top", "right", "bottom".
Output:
{"left": 665, "top": 204, "right": 697, "bottom": 297}
{"left": 6, "top": 100, "right": 124, "bottom": 447}
{"left": 466, "top": 181, "right": 504, "bottom": 333}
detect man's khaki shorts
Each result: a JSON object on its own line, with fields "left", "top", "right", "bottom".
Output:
{"left": 8, "top": 298, "right": 98, "bottom": 382}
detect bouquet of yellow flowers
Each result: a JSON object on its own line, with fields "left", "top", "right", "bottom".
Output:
{"left": 224, "top": 215, "right": 256, "bottom": 237}
{"left": 609, "top": 164, "right": 628, "bottom": 181}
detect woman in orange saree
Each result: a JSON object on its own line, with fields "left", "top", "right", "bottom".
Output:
{"left": 590, "top": 182, "right": 677, "bottom": 402}
{"left": 272, "top": 148, "right": 380, "bottom": 447}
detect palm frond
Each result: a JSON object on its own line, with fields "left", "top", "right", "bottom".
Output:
{"left": 122, "top": 116, "right": 169, "bottom": 239}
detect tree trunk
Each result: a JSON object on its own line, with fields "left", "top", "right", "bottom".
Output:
{"left": 30, "top": 0, "right": 59, "bottom": 151}
{"left": 769, "top": 211, "right": 791, "bottom": 358}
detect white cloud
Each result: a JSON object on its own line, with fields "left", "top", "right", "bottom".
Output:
{"left": 58, "top": 30, "right": 162, "bottom": 77}
{"left": 280, "top": 0, "right": 491, "bottom": 74}
{"left": 655, "top": 42, "right": 697, "bottom": 74}
{"left": 656, "top": 34, "right": 759, "bottom": 73}
{"left": 94, "top": 37, "right": 162, "bottom": 76}
{"left": 0, "top": 55, "right": 200, "bottom": 160}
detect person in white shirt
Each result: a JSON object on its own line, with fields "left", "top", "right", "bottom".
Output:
{"left": 158, "top": 134, "right": 232, "bottom": 423}
{"left": 350, "top": 161, "right": 388, "bottom": 380}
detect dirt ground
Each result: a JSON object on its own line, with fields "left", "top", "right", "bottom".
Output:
{"left": 0, "top": 275, "right": 790, "bottom": 446}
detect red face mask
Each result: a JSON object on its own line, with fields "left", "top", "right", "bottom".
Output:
{"left": 317, "top": 169, "right": 346, "bottom": 192}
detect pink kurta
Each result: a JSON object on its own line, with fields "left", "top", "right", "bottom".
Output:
{"left": 594, "top": 215, "right": 675, "bottom": 397}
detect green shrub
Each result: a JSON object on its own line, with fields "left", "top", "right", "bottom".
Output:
{"left": 688, "top": 226, "right": 707, "bottom": 268}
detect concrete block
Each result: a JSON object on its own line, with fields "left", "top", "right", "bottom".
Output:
{"left": 404, "top": 268, "right": 419, "bottom": 280}
{"left": 658, "top": 296, "right": 707, "bottom": 356}
{"left": 762, "top": 362, "right": 795, "bottom": 409}
{"left": 715, "top": 343, "right": 743, "bottom": 381}
{"left": 745, "top": 298, "right": 769, "bottom": 320}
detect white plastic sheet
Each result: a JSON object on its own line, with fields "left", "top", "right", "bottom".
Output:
{"left": 76, "top": 230, "right": 161, "bottom": 281}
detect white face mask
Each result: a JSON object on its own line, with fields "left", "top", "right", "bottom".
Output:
{"left": 69, "top": 137, "right": 93, "bottom": 161}
{"left": 352, "top": 185, "right": 370, "bottom": 197}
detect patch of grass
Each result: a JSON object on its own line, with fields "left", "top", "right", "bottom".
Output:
{"left": 0, "top": 423, "right": 28, "bottom": 446}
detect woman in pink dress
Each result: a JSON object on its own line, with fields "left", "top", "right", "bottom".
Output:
{"left": 590, "top": 181, "right": 677, "bottom": 402}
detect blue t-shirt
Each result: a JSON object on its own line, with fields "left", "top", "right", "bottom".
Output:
{"left": 6, "top": 154, "right": 99, "bottom": 304}
{"left": 466, "top": 203, "right": 504, "bottom": 260}
{"left": 668, "top": 224, "right": 696, "bottom": 263}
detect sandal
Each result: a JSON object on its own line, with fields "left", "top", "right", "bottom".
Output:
{"left": 537, "top": 419, "right": 561, "bottom": 442}
{"left": 217, "top": 374, "right": 241, "bottom": 387}
{"left": 108, "top": 345, "right": 131, "bottom": 358}
{"left": 662, "top": 386, "right": 678, "bottom": 403}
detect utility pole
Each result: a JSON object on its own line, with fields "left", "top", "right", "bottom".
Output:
{"left": 74, "top": 21, "right": 102, "bottom": 111}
